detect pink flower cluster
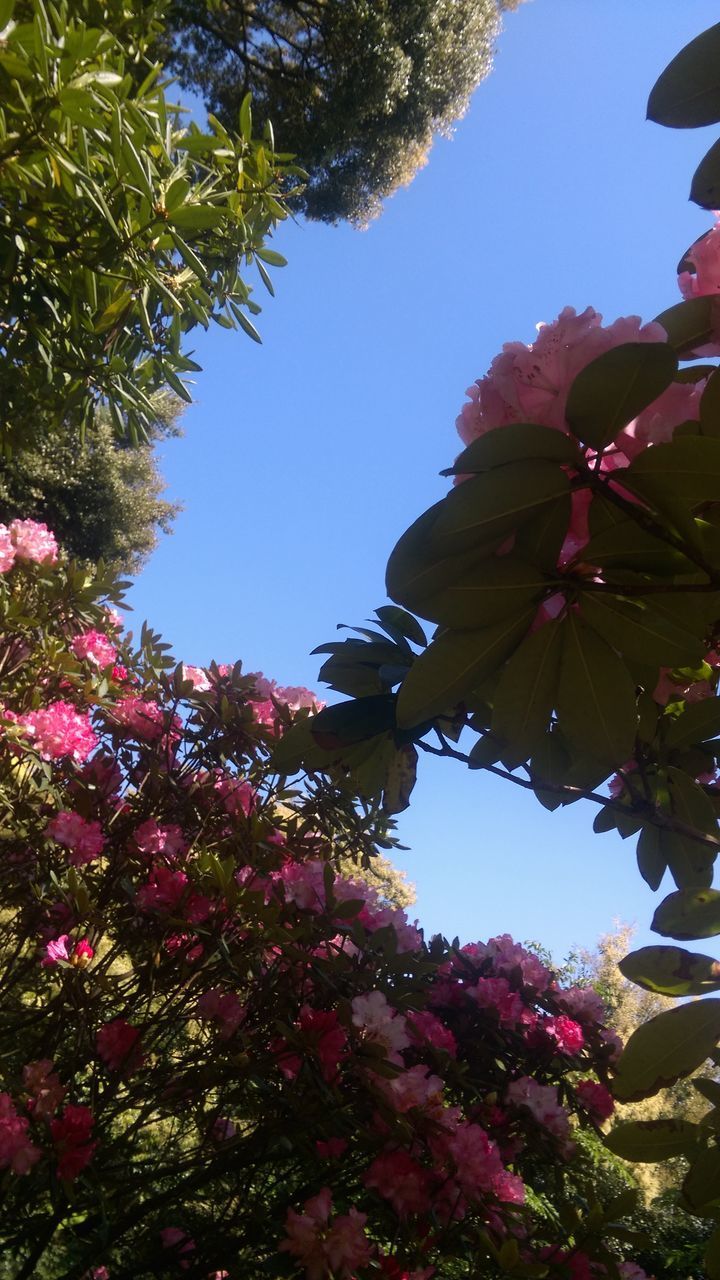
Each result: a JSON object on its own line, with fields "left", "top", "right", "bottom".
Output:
{"left": 19, "top": 701, "right": 97, "bottom": 763}
{"left": 0, "top": 519, "right": 58, "bottom": 573}
{"left": 46, "top": 810, "right": 106, "bottom": 865}
{"left": 71, "top": 629, "right": 117, "bottom": 669}
{"left": 280, "top": 1187, "right": 371, "bottom": 1280}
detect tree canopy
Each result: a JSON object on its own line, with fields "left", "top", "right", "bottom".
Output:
{"left": 162, "top": 0, "right": 523, "bottom": 224}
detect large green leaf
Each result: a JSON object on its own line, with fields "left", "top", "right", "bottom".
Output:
{"left": 580, "top": 593, "right": 705, "bottom": 668}
{"left": 513, "top": 493, "right": 573, "bottom": 571}
{"left": 619, "top": 945, "right": 720, "bottom": 997}
{"left": 395, "top": 610, "right": 534, "bottom": 730}
{"left": 622, "top": 436, "right": 720, "bottom": 504}
{"left": 565, "top": 343, "right": 678, "bottom": 450}
{"left": 429, "top": 461, "right": 569, "bottom": 554}
{"left": 382, "top": 745, "right": 417, "bottom": 814}
{"left": 665, "top": 697, "right": 720, "bottom": 750}
{"left": 581, "top": 516, "right": 694, "bottom": 576}
{"left": 492, "top": 618, "right": 564, "bottom": 765}
{"left": 683, "top": 1147, "right": 720, "bottom": 1216}
{"left": 636, "top": 825, "right": 667, "bottom": 891}
{"left": 652, "top": 888, "right": 720, "bottom": 940}
{"left": 419, "top": 557, "right": 551, "bottom": 630}
{"left": 691, "top": 137, "right": 720, "bottom": 210}
{"left": 663, "top": 767, "right": 719, "bottom": 890}
{"left": 654, "top": 297, "right": 720, "bottom": 357}
{"left": 605, "top": 1118, "right": 701, "bottom": 1162}
{"left": 309, "top": 696, "right": 397, "bottom": 748}
{"left": 705, "top": 1225, "right": 720, "bottom": 1280}
{"left": 555, "top": 614, "right": 637, "bottom": 767}
{"left": 447, "top": 423, "right": 581, "bottom": 475}
{"left": 612, "top": 998, "right": 720, "bottom": 1102}
{"left": 647, "top": 23, "right": 720, "bottom": 128}
{"left": 386, "top": 502, "right": 499, "bottom": 615}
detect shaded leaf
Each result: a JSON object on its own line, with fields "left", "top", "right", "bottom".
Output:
{"left": 580, "top": 592, "right": 704, "bottom": 668}
{"left": 665, "top": 697, "right": 720, "bottom": 750}
{"left": 556, "top": 614, "right": 637, "bottom": 767}
{"left": 566, "top": 343, "right": 677, "bottom": 449}
{"left": 619, "top": 945, "right": 720, "bottom": 997}
{"left": 647, "top": 23, "right": 720, "bottom": 127}
{"left": 430, "top": 461, "right": 569, "bottom": 554}
{"left": 612, "top": 998, "right": 720, "bottom": 1102}
{"left": 447, "top": 423, "right": 580, "bottom": 475}
{"left": 310, "top": 696, "right": 396, "bottom": 748}
{"left": 652, "top": 888, "right": 720, "bottom": 940}
{"left": 382, "top": 745, "right": 417, "bottom": 814}
{"left": 637, "top": 825, "right": 667, "bottom": 892}
{"left": 654, "top": 296, "right": 720, "bottom": 357}
{"left": 605, "top": 1118, "right": 701, "bottom": 1162}
{"left": 492, "top": 618, "right": 564, "bottom": 765}
{"left": 419, "top": 557, "right": 551, "bottom": 630}
{"left": 683, "top": 1147, "right": 720, "bottom": 1216}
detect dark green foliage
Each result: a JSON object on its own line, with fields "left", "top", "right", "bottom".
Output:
{"left": 162, "top": 0, "right": 523, "bottom": 224}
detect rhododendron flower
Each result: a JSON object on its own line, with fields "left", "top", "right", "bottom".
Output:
{"left": 42, "top": 935, "right": 71, "bottom": 966}
{"left": 555, "top": 985, "right": 606, "bottom": 1024}
{"left": 297, "top": 1006, "right": 349, "bottom": 1083}
{"left": 21, "top": 701, "right": 98, "bottom": 762}
{"left": 280, "top": 1188, "right": 370, "bottom": 1280}
{"left": 351, "top": 990, "right": 410, "bottom": 1056}
{"left": 213, "top": 774, "right": 256, "bottom": 817}
{"left": 506, "top": 1077, "right": 572, "bottom": 1151}
{"left": 133, "top": 818, "right": 187, "bottom": 860}
{"left": 679, "top": 216, "right": 720, "bottom": 299}
{"left": 442, "top": 1121, "right": 516, "bottom": 1202}
{"left": 23, "top": 1060, "right": 66, "bottom": 1120}
{"left": 182, "top": 664, "right": 211, "bottom": 691}
{"left": 111, "top": 696, "right": 167, "bottom": 742}
{"left": 0, "top": 1094, "right": 41, "bottom": 1174}
{"left": 136, "top": 865, "right": 189, "bottom": 914}
{"left": 469, "top": 976, "right": 524, "bottom": 1025}
{"left": 619, "top": 1264, "right": 652, "bottom": 1280}
{"left": 0, "top": 526, "right": 16, "bottom": 573}
{"left": 381, "top": 1064, "right": 444, "bottom": 1113}
{"left": 364, "top": 1149, "right": 432, "bottom": 1216}
{"left": 46, "top": 810, "right": 106, "bottom": 865}
{"left": 71, "top": 630, "right": 117, "bottom": 668}
{"left": 316, "top": 1137, "right": 348, "bottom": 1159}
{"left": 456, "top": 307, "right": 666, "bottom": 445}
{"left": 96, "top": 1019, "right": 144, "bottom": 1074}
{"left": 10, "top": 518, "right": 58, "bottom": 564}
{"left": 542, "top": 1014, "right": 585, "bottom": 1055}
{"left": 406, "top": 1010, "right": 457, "bottom": 1057}
{"left": 160, "top": 1227, "right": 196, "bottom": 1269}
{"left": 575, "top": 1079, "right": 614, "bottom": 1122}
{"left": 196, "top": 988, "right": 246, "bottom": 1040}
{"left": 51, "top": 1104, "right": 96, "bottom": 1180}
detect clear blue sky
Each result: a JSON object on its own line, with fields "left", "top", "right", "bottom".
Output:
{"left": 129, "top": 0, "right": 720, "bottom": 961}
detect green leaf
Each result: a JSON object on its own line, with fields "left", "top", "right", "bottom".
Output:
{"left": 168, "top": 206, "right": 226, "bottom": 230}
{"left": 652, "top": 888, "right": 720, "bottom": 940}
{"left": 580, "top": 517, "right": 694, "bottom": 576}
{"left": 491, "top": 618, "right": 564, "bottom": 764}
{"left": 566, "top": 343, "right": 678, "bottom": 450}
{"left": 447, "top": 423, "right": 580, "bottom": 475}
{"left": 683, "top": 1147, "right": 720, "bottom": 1216}
{"left": 704, "top": 1226, "right": 720, "bottom": 1280}
{"left": 556, "top": 613, "right": 637, "bottom": 768}
{"left": 395, "top": 610, "right": 534, "bottom": 730}
{"left": 665, "top": 698, "right": 720, "bottom": 751}
{"left": 382, "top": 745, "right": 417, "bottom": 814}
{"left": 375, "top": 606, "right": 427, "bottom": 649}
{"left": 529, "top": 730, "right": 571, "bottom": 810}
{"left": 612, "top": 998, "right": 720, "bottom": 1101}
{"left": 622, "top": 435, "right": 720, "bottom": 504}
{"left": 647, "top": 23, "right": 720, "bottom": 128}
{"left": 255, "top": 247, "right": 287, "bottom": 267}
{"left": 429, "top": 461, "right": 569, "bottom": 554}
{"left": 513, "top": 494, "right": 573, "bottom": 572}
{"left": 619, "top": 945, "right": 720, "bottom": 996}
{"left": 605, "top": 1118, "right": 701, "bottom": 1162}
{"left": 418, "top": 557, "right": 551, "bottom": 629}
{"left": 386, "top": 502, "right": 499, "bottom": 615}
{"left": 580, "top": 593, "right": 705, "bottom": 668}
{"left": 310, "top": 695, "right": 396, "bottom": 748}
{"left": 637, "top": 825, "right": 667, "bottom": 891}
{"left": 239, "top": 92, "right": 253, "bottom": 142}
{"left": 691, "top": 137, "right": 720, "bottom": 210}
{"left": 654, "top": 296, "right": 720, "bottom": 357}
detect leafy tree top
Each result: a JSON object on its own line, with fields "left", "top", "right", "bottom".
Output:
{"left": 162, "top": 0, "right": 523, "bottom": 224}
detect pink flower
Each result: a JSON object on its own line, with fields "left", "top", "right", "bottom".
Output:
{"left": 71, "top": 630, "right": 116, "bottom": 668}
{"left": 0, "top": 526, "right": 16, "bottom": 573}
{"left": 351, "top": 990, "right": 410, "bottom": 1056}
{"left": 46, "top": 810, "right": 106, "bottom": 865}
{"left": 679, "top": 217, "right": 720, "bottom": 298}
{"left": 406, "top": 1010, "right": 457, "bottom": 1057}
{"left": 542, "top": 1014, "right": 585, "bottom": 1055}
{"left": 21, "top": 701, "right": 97, "bottom": 762}
{"left": 41, "top": 935, "right": 92, "bottom": 968}
{"left": 133, "top": 818, "right": 187, "bottom": 860}
{"left": 280, "top": 1188, "right": 370, "bottom": 1280}
{"left": 213, "top": 775, "right": 256, "bottom": 818}
{"left": 298, "top": 1006, "right": 349, "bottom": 1083}
{"left": 50, "top": 1104, "right": 96, "bottom": 1180}
{"left": 96, "top": 1019, "right": 144, "bottom": 1074}
{"left": 0, "top": 1093, "right": 41, "bottom": 1174}
{"left": 380, "top": 1064, "right": 444, "bottom": 1113}
{"left": 575, "top": 1079, "right": 614, "bottom": 1123}
{"left": 23, "top": 1060, "right": 66, "bottom": 1120}
{"left": 555, "top": 985, "right": 605, "bottom": 1025}
{"left": 136, "top": 865, "right": 189, "bottom": 914}
{"left": 160, "top": 1227, "right": 196, "bottom": 1270}
{"left": 111, "top": 696, "right": 166, "bottom": 742}
{"left": 182, "top": 664, "right": 211, "bottom": 692}
{"left": 364, "top": 1150, "right": 432, "bottom": 1216}
{"left": 506, "top": 1076, "right": 573, "bottom": 1152}
{"left": 196, "top": 988, "right": 246, "bottom": 1041}
{"left": 316, "top": 1137, "right": 348, "bottom": 1159}
{"left": 456, "top": 307, "right": 666, "bottom": 445}
{"left": 10, "top": 519, "right": 58, "bottom": 564}
{"left": 469, "top": 976, "right": 524, "bottom": 1025}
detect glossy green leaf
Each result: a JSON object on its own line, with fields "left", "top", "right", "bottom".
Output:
{"left": 556, "top": 614, "right": 637, "bottom": 767}
{"left": 492, "top": 618, "right": 564, "bottom": 764}
{"left": 580, "top": 592, "right": 704, "bottom": 668}
{"left": 605, "top": 1118, "right": 701, "bottom": 1162}
{"left": 580, "top": 517, "right": 694, "bottom": 576}
{"left": 374, "top": 606, "right": 427, "bottom": 649}
{"left": 447, "top": 423, "right": 580, "bottom": 475}
{"left": 637, "top": 825, "right": 667, "bottom": 891}
{"left": 623, "top": 437, "right": 720, "bottom": 510}
{"left": 683, "top": 1147, "right": 720, "bottom": 1216}
{"left": 691, "top": 136, "right": 720, "bottom": 210}
{"left": 430, "top": 461, "right": 569, "bottom": 554}
{"left": 168, "top": 205, "right": 226, "bottom": 230}
{"left": 654, "top": 296, "right": 720, "bottom": 357}
{"left": 566, "top": 343, "right": 677, "bottom": 449}
{"left": 647, "top": 23, "right": 720, "bottom": 127}
{"left": 619, "top": 945, "right": 720, "bottom": 996}
{"left": 612, "top": 998, "right": 720, "bottom": 1102}
{"left": 652, "top": 888, "right": 720, "bottom": 940}
{"left": 386, "top": 501, "right": 499, "bottom": 615}
{"left": 665, "top": 697, "right": 720, "bottom": 749}
{"left": 395, "top": 610, "right": 534, "bottom": 730}
{"left": 310, "top": 695, "right": 396, "bottom": 748}
{"left": 419, "top": 557, "right": 551, "bottom": 630}
{"left": 513, "top": 493, "right": 574, "bottom": 572}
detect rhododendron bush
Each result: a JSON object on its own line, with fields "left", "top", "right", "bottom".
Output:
{"left": 0, "top": 531, "right": 642, "bottom": 1278}
{"left": 281, "top": 22, "right": 720, "bottom": 1280}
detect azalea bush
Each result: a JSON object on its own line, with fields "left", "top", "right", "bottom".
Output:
{"left": 0, "top": 521, "right": 643, "bottom": 1279}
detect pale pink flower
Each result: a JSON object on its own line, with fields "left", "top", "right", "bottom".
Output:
{"left": 10, "top": 519, "right": 58, "bottom": 564}
{"left": 351, "top": 990, "right": 410, "bottom": 1055}
{"left": 380, "top": 1064, "right": 444, "bottom": 1113}
{"left": 556, "top": 985, "right": 605, "bottom": 1025}
{"left": 132, "top": 818, "right": 187, "bottom": 860}
{"left": 0, "top": 526, "right": 16, "bottom": 573}
{"left": 182, "top": 664, "right": 211, "bottom": 692}
{"left": 21, "top": 701, "right": 97, "bottom": 762}
{"left": 678, "top": 217, "right": 720, "bottom": 298}
{"left": 469, "top": 976, "right": 524, "bottom": 1025}
{"left": 213, "top": 775, "right": 256, "bottom": 817}
{"left": 23, "top": 1060, "right": 66, "bottom": 1120}
{"left": 71, "top": 630, "right": 116, "bottom": 668}
{"left": 0, "top": 1093, "right": 41, "bottom": 1174}
{"left": 506, "top": 1076, "right": 573, "bottom": 1151}
{"left": 46, "top": 810, "right": 106, "bottom": 865}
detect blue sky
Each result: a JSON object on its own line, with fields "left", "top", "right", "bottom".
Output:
{"left": 129, "top": 0, "right": 720, "bottom": 961}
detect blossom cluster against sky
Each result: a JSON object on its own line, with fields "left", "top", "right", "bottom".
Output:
{"left": 129, "top": 0, "right": 720, "bottom": 960}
